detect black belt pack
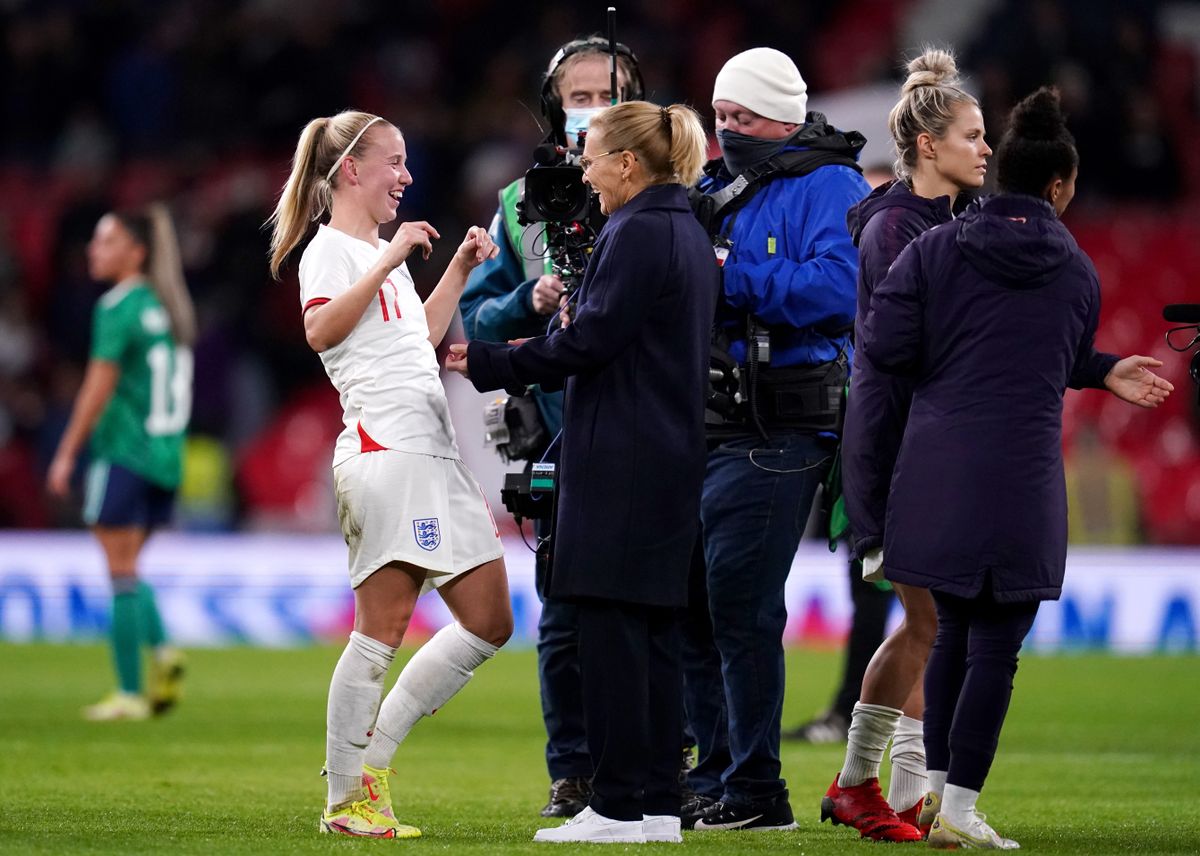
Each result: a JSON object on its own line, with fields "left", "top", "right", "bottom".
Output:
{"left": 755, "top": 359, "right": 847, "bottom": 432}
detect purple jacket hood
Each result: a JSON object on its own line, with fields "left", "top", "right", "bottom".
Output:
{"left": 955, "top": 194, "right": 1077, "bottom": 288}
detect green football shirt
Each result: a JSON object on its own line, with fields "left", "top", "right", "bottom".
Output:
{"left": 89, "top": 279, "right": 191, "bottom": 489}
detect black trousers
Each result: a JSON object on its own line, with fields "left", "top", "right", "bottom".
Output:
{"left": 924, "top": 589, "right": 1040, "bottom": 793}
{"left": 577, "top": 598, "right": 683, "bottom": 821}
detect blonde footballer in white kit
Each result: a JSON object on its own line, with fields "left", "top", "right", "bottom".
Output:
{"left": 268, "top": 110, "right": 513, "bottom": 839}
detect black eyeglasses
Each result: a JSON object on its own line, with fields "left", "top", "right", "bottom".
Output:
{"left": 579, "top": 150, "right": 623, "bottom": 172}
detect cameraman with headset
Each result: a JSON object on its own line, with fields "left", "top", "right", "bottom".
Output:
{"left": 681, "top": 48, "right": 871, "bottom": 831}
{"left": 458, "top": 36, "right": 642, "bottom": 820}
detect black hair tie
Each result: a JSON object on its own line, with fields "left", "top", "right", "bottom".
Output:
{"left": 660, "top": 106, "right": 672, "bottom": 139}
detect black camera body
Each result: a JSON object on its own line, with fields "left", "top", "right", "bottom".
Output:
{"left": 517, "top": 149, "right": 605, "bottom": 294}
{"left": 521, "top": 164, "right": 592, "bottom": 223}
{"left": 501, "top": 463, "right": 557, "bottom": 522}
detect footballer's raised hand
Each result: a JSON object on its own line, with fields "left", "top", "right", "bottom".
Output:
{"left": 454, "top": 226, "right": 499, "bottom": 271}
{"left": 385, "top": 221, "right": 439, "bottom": 266}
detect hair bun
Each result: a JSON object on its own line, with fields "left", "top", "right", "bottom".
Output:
{"left": 1007, "top": 87, "right": 1067, "bottom": 141}
{"left": 901, "top": 48, "right": 960, "bottom": 94}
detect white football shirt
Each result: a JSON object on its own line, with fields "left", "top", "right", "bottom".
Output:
{"left": 299, "top": 224, "right": 459, "bottom": 467}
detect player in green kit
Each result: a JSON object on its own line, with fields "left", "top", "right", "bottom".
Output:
{"left": 48, "top": 203, "right": 196, "bottom": 721}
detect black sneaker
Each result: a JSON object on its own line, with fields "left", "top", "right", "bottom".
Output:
{"left": 540, "top": 776, "right": 592, "bottom": 818}
{"left": 692, "top": 793, "right": 798, "bottom": 831}
{"left": 680, "top": 793, "right": 717, "bottom": 830}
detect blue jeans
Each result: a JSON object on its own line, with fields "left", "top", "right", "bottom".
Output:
{"left": 536, "top": 519, "right": 592, "bottom": 780}
{"left": 682, "top": 432, "right": 832, "bottom": 805}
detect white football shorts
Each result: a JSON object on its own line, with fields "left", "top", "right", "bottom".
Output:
{"left": 333, "top": 449, "right": 504, "bottom": 591}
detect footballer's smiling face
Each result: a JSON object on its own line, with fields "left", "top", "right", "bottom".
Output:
{"left": 343, "top": 125, "right": 412, "bottom": 225}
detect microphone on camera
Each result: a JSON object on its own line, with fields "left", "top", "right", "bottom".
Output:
{"left": 1163, "top": 304, "right": 1200, "bottom": 324}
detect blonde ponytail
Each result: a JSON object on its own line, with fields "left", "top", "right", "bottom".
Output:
{"left": 664, "top": 105, "right": 707, "bottom": 186}
{"left": 112, "top": 204, "right": 196, "bottom": 347}
{"left": 267, "top": 111, "right": 392, "bottom": 279}
{"left": 144, "top": 203, "right": 196, "bottom": 347}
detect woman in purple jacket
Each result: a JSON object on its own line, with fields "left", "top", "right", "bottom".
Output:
{"left": 823, "top": 49, "right": 991, "bottom": 843}
{"left": 860, "top": 88, "right": 1172, "bottom": 849}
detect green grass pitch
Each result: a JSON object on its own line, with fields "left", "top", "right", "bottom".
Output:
{"left": 0, "top": 643, "right": 1196, "bottom": 854}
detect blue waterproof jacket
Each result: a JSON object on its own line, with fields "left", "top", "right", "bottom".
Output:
{"left": 701, "top": 122, "right": 869, "bottom": 371}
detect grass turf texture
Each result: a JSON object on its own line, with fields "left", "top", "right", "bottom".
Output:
{"left": 0, "top": 644, "right": 1196, "bottom": 854}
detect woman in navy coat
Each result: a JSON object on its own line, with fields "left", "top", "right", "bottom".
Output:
{"left": 447, "top": 101, "right": 719, "bottom": 844}
{"left": 860, "top": 88, "right": 1172, "bottom": 850}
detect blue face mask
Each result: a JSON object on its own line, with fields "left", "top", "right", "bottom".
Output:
{"left": 717, "top": 128, "right": 791, "bottom": 177}
{"left": 563, "top": 107, "right": 605, "bottom": 148}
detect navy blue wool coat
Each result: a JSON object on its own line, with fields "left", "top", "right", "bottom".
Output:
{"left": 842, "top": 180, "right": 954, "bottom": 559}
{"left": 466, "top": 184, "right": 720, "bottom": 607}
{"left": 860, "top": 194, "right": 1118, "bottom": 602}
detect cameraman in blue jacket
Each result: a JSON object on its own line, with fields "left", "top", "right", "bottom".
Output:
{"left": 682, "top": 48, "right": 871, "bottom": 831}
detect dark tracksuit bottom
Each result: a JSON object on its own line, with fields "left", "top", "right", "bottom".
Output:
{"left": 923, "top": 588, "right": 1040, "bottom": 792}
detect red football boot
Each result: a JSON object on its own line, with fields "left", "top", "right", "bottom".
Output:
{"left": 820, "top": 774, "right": 923, "bottom": 842}
{"left": 896, "top": 794, "right": 934, "bottom": 838}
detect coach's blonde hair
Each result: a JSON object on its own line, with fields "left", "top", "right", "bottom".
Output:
{"left": 267, "top": 110, "right": 394, "bottom": 279}
{"left": 888, "top": 48, "right": 979, "bottom": 183}
{"left": 587, "top": 101, "right": 707, "bottom": 187}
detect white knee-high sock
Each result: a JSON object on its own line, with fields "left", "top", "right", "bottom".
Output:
{"left": 927, "top": 769, "right": 948, "bottom": 799}
{"left": 326, "top": 631, "right": 396, "bottom": 810}
{"left": 363, "top": 623, "right": 498, "bottom": 770}
{"left": 887, "top": 715, "right": 928, "bottom": 812}
{"left": 841, "top": 702, "right": 902, "bottom": 787}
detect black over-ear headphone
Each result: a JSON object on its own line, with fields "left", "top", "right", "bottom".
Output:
{"left": 540, "top": 35, "right": 645, "bottom": 146}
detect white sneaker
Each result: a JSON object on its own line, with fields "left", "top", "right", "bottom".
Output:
{"left": 642, "top": 814, "right": 682, "bottom": 843}
{"left": 533, "top": 806, "right": 646, "bottom": 844}
{"left": 929, "top": 810, "right": 1020, "bottom": 850}
{"left": 82, "top": 691, "right": 150, "bottom": 721}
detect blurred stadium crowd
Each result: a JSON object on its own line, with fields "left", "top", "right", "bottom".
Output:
{"left": 0, "top": 0, "right": 1195, "bottom": 538}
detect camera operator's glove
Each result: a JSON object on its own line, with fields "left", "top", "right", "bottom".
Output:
{"left": 861, "top": 547, "right": 884, "bottom": 583}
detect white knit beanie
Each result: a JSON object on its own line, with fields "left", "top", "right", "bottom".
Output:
{"left": 712, "top": 48, "right": 808, "bottom": 124}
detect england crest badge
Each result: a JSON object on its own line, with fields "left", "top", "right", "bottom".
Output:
{"left": 413, "top": 518, "right": 441, "bottom": 551}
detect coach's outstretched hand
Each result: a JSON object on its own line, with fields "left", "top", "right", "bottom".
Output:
{"left": 445, "top": 343, "right": 470, "bottom": 379}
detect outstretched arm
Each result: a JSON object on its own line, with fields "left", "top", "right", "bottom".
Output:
{"left": 1103, "top": 355, "right": 1174, "bottom": 408}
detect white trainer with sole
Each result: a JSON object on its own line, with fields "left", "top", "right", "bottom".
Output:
{"left": 642, "top": 814, "right": 682, "bottom": 843}
{"left": 533, "top": 806, "right": 646, "bottom": 844}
